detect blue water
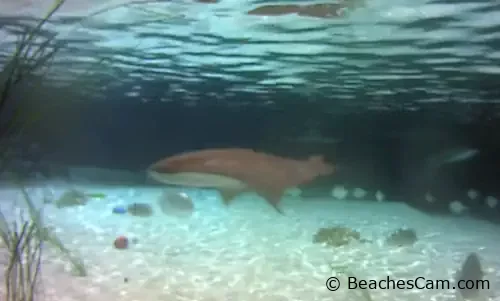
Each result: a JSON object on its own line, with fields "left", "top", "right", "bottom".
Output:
{"left": 1, "top": 0, "right": 500, "bottom": 300}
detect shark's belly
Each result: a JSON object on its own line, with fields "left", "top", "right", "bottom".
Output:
{"left": 148, "top": 171, "right": 247, "bottom": 189}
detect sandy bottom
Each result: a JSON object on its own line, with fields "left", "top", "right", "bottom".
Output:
{"left": 0, "top": 182, "right": 499, "bottom": 301}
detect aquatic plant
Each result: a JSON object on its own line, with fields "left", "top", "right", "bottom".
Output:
{"left": 0, "top": 0, "right": 66, "bottom": 144}
{"left": 0, "top": 208, "right": 42, "bottom": 301}
{"left": 17, "top": 184, "right": 87, "bottom": 276}
{"left": 0, "top": 0, "right": 87, "bottom": 277}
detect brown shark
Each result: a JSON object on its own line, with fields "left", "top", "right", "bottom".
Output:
{"left": 147, "top": 148, "right": 334, "bottom": 214}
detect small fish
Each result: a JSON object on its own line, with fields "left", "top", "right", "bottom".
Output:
{"left": 427, "top": 147, "right": 479, "bottom": 170}
{"left": 416, "top": 147, "right": 479, "bottom": 192}
{"left": 455, "top": 253, "right": 485, "bottom": 300}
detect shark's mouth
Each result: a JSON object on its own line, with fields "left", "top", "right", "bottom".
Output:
{"left": 147, "top": 170, "right": 247, "bottom": 189}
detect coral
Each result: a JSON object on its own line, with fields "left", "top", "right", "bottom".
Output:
{"left": 312, "top": 226, "right": 361, "bottom": 247}
{"left": 127, "top": 203, "right": 153, "bottom": 217}
{"left": 385, "top": 228, "right": 417, "bottom": 247}
{"left": 54, "top": 189, "right": 88, "bottom": 208}
{"left": 157, "top": 190, "right": 194, "bottom": 217}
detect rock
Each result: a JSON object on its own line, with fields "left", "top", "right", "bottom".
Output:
{"left": 312, "top": 226, "right": 361, "bottom": 247}
{"left": 127, "top": 203, "right": 153, "bottom": 217}
{"left": 157, "top": 190, "right": 194, "bottom": 217}
{"left": 113, "top": 236, "right": 129, "bottom": 249}
{"left": 54, "top": 189, "right": 88, "bottom": 208}
{"left": 385, "top": 228, "right": 417, "bottom": 247}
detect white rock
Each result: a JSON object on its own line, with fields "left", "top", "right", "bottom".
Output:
{"left": 353, "top": 187, "right": 367, "bottom": 199}
{"left": 449, "top": 200, "right": 467, "bottom": 215}
{"left": 485, "top": 196, "right": 498, "bottom": 209}
{"left": 467, "top": 189, "right": 479, "bottom": 200}
{"left": 375, "top": 190, "right": 385, "bottom": 202}
{"left": 331, "top": 185, "right": 348, "bottom": 200}
{"left": 425, "top": 192, "right": 435, "bottom": 203}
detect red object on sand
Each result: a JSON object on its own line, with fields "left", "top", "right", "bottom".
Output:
{"left": 114, "top": 236, "right": 129, "bottom": 249}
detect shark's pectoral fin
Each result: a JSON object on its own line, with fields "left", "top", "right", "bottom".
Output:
{"left": 218, "top": 187, "right": 247, "bottom": 205}
{"left": 255, "top": 186, "right": 286, "bottom": 215}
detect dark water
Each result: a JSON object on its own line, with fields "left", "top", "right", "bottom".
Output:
{"left": 1, "top": 0, "right": 500, "bottom": 222}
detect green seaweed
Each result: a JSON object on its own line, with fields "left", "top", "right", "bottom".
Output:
{"left": 84, "top": 192, "right": 106, "bottom": 199}
{"left": 0, "top": 210, "right": 43, "bottom": 301}
{"left": 17, "top": 182, "right": 87, "bottom": 276}
{"left": 0, "top": 0, "right": 66, "bottom": 142}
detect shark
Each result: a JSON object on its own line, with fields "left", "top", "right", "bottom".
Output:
{"left": 147, "top": 148, "right": 334, "bottom": 214}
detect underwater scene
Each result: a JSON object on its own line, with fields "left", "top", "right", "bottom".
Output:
{"left": 1, "top": 0, "right": 500, "bottom": 300}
